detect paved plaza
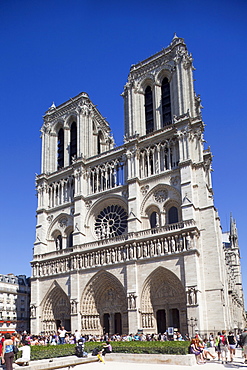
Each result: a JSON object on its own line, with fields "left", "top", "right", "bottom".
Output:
{"left": 74, "top": 348, "right": 247, "bottom": 370}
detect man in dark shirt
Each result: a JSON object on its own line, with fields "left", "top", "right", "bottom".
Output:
{"left": 240, "top": 329, "right": 247, "bottom": 364}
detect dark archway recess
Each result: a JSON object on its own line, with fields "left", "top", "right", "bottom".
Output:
{"left": 157, "top": 309, "right": 166, "bottom": 334}
{"left": 114, "top": 312, "right": 122, "bottom": 335}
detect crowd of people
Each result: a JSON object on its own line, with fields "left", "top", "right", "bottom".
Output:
{"left": 1, "top": 327, "right": 247, "bottom": 369}
{"left": 189, "top": 329, "right": 247, "bottom": 364}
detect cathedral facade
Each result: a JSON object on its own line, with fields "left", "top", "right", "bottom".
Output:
{"left": 31, "top": 35, "right": 245, "bottom": 337}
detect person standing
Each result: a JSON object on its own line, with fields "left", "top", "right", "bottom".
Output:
{"left": 227, "top": 331, "right": 237, "bottom": 362}
{"left": 58, "top": 326, "right": 66, "bottom": 344}
{"left": 240, "top": 328, "right": 247, "bottom": 364}
{"left": 219, "top": 330, "right": 229, "bottom": 364}
{"left": 1, "top": 333, "right": 14, "bottom": 370}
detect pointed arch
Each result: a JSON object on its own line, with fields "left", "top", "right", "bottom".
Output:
{"left": 140, "top": 266, "right": 186, "bottom": 333}
{"left": 161, "top": 77, "right": 172, "bottom": 126}
{"left": 70, "top": 121, "right": 77, "bottom": 164}
{"left": 145, "top": 86, "right": 154, "bottom": 134}
{"left": 41, "top": 281, "right": 70, "bottom": 333}
{"left": 80, "top": 270, "right": 128, "bottom": 335}
{"left": 57, "top": 128, "right": 64, "bottom": 169}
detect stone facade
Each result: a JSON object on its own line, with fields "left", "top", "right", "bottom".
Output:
{"left": 0, "top": 274, "right": 30, "bottom": 333}
{"left": 31, "top": 35, "right": 245, "bottom": 336}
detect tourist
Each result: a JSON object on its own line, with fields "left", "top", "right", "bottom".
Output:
{"left": 58, "top": 326, "right": 66, "bottom": 344}
{"left": 240, "top": 328, "right": 247, "bottom": 364}
{"left": 15, "top": 341, "right": 30, "bottom": 366}
{"left": 219, "top": 330, "right": 229, "bottom": 364}
{"left": 215, "top": 332, "right": 222, "bottom": 361}
{"left": 189, "top": 338, "right": 205, "bottom": 364}
{"left": 202, "top": 338, "right": 216, "bottom": 360}
{"left": 102, "top": 341, "right": 112, "bottom": 356}
{"left": 227, "top": 331, "right": 237, "bottom": 362}
{"left": 1, "top": 333, "right": 15, "bottom": 370}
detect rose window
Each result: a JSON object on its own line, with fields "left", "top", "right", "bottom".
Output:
{"left": 95, "top": 205, "right": 127, "bottom": 239}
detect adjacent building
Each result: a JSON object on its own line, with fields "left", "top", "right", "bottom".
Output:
{"left": 31, "top": 35, "right": 245, "bottom": 337}
{"left": 0, "top": 274, "right": 30, "bottom": 333}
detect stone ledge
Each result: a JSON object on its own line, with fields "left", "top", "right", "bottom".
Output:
{"left": 104, "top": 353, "right": 196, "bottom": 366}
{"left": 1, "top": 353, "right": 196, "bottom": 370}
{"left": 9, "top": 356, "right": 98, "bottom": 370}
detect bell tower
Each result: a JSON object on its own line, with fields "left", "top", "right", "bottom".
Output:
{"left": 122, "top": 34, "right": 201, "bottom": 139}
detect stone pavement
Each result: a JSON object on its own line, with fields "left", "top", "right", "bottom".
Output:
{"left": 74, "top": 348, "right": 247, "bottom": 370}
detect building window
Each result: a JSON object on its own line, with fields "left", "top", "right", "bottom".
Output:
{"left": 97, "top": 132, "right": 104, "bottom": 154}
{"left": 145, "top": 86, "right": 154, "bottom": 134}
{"left": 168, "top": 206, "right": 178, "bottom": 224}
{"left": 55, "top": 235, "right": 62, "bottom": 250}
{"left": 95, "top": 205, "right": 127, "bottom": 239}
{"left": 57, "top": 128, "right": 64, "bottom": 169}
{"left": 150, "top": 212, "right": 158, "bottom": 229}
{"left": 67, "top": 232, "right": 73, "bottom": 248}
{"left": 161, "top": 77, "right": 171, "bottom": 126}
{"left": 70, "top": 122, "right": 77, "bottom": 164}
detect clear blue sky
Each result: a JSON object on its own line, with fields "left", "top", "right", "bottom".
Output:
{"left": 0, "top": 0, "right": 246, "bottom": 301}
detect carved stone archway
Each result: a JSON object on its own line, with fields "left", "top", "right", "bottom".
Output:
{"left": 140, "top": 266, "right": 187, "bottom": 334}
{"left": 80, "top": 270, "right": 128, "bottom": 335}
{"left": 42, "top": 284, "right": 71, "bottom": 334}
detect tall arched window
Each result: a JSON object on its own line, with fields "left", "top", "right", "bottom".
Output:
{"left": 57, "top": 128, "right": 64, "bottom": 169}
{"left": 150, "top": 211, "right": 158, "bottom": 229}
{"left": 161, "top": 77, "right": 171, "bottom": 126}
{"left": 55, "top": 235, "right": 62, "bottom": 250}
{"left": 70, "top": 122, "right": 77, "bottom": 164}
{"left": 168, "top": 206, "right": 178, "bottom": 224}
{"left": 97, "top": 132, "right": 103, "bottom": 154}
{"left": 145, "top": 86, "right": 154, "bottom": 134}
{"left": 67, "top": 232, "right": 73, "bottom": 248}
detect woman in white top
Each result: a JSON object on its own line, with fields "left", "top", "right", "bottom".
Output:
{"left": 15, "top": 340, "right": 30, "bottom": 366}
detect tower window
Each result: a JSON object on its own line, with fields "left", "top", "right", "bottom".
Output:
{"left": 70, "top": 122, "right": 77, "bottom": 164}
{"left": 57, "top": 128, "right": 64, "bottom": 169}
{"left": 97, "top": 132, "right": 103, "bottom": 154}
{"left": 161, "top": 78, "right": 171, "bottom": 126}
{"left": 168, "top": 206, "right": 178, "bottom": 224}
{"left": 68, "top": 232, "right": 73, "bottom": 248}
{"left": 145, "top": 86, "right": 154, "bottom": 134}
{"left": 150, "top": 212, "right": 158, "bottom": 229}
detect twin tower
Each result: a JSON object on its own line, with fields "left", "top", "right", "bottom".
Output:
{"left": 31, "top": 35, "right": 245, "bottom": 337}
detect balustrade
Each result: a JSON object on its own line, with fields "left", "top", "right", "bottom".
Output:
{"left": 32, "top": 224, "right": 199, "bottom": 278}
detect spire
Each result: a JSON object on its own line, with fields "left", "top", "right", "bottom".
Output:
{"left": 229, "top": 213, "right": 238, "bottom": 249}
{"left": 49, "top": 102, "right": 56, "bottom": 110}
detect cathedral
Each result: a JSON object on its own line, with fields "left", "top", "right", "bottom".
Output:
{"left": 31, "top": 35, "right": 245, "bottom": 337}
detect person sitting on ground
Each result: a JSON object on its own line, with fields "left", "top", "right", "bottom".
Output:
{"left": 15, "top": 341, "right": 30, "bottom": 366}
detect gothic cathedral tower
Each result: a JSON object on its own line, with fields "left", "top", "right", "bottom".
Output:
{"left": 31, "top": 35, "right": 245, "bottom": 336}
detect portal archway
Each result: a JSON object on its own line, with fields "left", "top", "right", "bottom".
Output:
{"left": 42, "top": 284, "right": 71, "bottom": 334}
{"left": 140, "top": 267, "right": 187, "bottom": 334}
{"left": 81, "top": 270, "right": 128, "bottom": 335}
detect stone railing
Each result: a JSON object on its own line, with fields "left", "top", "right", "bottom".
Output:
{"left": 31, "top": 222, "right": 199, "bottom": 278}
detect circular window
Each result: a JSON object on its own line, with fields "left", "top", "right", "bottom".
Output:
{"left": 95, "top": 205, "right": 127, "bottom": 239}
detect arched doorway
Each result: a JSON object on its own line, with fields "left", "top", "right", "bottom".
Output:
{"left": 81, "top": 270, "right": 128, "bottom": 335}
{"left": 140, "top": 267, "right": 187, "bottom": 334}
{"left": 42, "top": 284, "right": 71, "bottom": 333}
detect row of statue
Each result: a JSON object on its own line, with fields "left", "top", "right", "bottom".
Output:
{"left": 32, "top": 232, "right": 197, "bottom": 278}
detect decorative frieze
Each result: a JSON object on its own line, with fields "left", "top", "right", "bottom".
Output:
{"left": 32, "top": 230, "right": 198, "bottom": 278}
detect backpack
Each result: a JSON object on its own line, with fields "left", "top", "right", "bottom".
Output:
{"left": 92, "top": 347, "right": 99, "bottom": 356}
{"left": 220, "top": 335, "right": 227, "bottom": 345}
